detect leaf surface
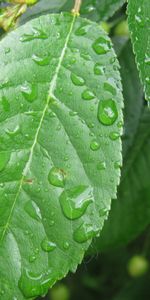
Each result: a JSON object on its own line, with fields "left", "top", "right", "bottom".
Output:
{"left": 0, "top": 13, "right": 123, "bottom": 299}
{"left": 128, "top": 0, "right": 150, "bottom": 101}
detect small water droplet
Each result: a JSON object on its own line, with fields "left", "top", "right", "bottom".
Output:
{"left": 48, "top": 167, "right": 66, "bottom": 188}
{"left": 0, "top": 152, "right": 10, "bottom": 172}
{"left": 98, "top": 99, "right": 118, "bottom": 125}
{"left": 21, "top": 82, "right": 37, "bottom": 102}
{"left": 81, "top": 4, "right": 96, "bottom": 14}
{"left": 114, "top": 161, "right": 121, "bottom": 169}
{"left": 32, "top": 54, "right": 49, "bottom": 66}
{"left": 97, "top": 161, "right": 106, "bottom": 170}
{"left": 92, "top": 37, "right": 110, "bottom": 55}
{"left": 94, "top": 63, "right": 104, "bottom": 75}
{"left": 71, "top": 73, "right": 85, "bottom": 86}
{"left": 82, "top": 89, "right": 95, "bottom": 100}
{"left": 90, "top": 140, "right": 100, "bottom": 151}
{"left": 41, "top": 238, "right": 56, "bottom": 252}
{"left": 74, "top": 223, "right": 99, "bottom": 243}
{"left": 63, "top": 241, "right": 70, "bottom": 250}
{"left": 29, "top": 254, "right": 37, "bottom": 263}
{"left": 145, "top": 55, "right": 150, "bottom": 65}
{"left": 59, "top": 185, "right": 93, "bottom": 220}
{"left": 109, "top": 131, "right": 120, "bottom": 140}
{"left": 75, "top": 25, "right": 89, "bottom": 36}
{"left": 104, "top": 80, "right": 117, "bottom": 95}
{"left": 20, "top": 28, "right": 48, "bottom": 42}
{"left": 24, "top": 201, "right": 42, "bottom": 221}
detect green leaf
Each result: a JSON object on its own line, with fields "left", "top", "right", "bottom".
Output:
{"left": 0, "top": 13, "right": 123, "bottom": 298}
{"left": 128, "top": 0, "right": 150, "bottom": 101}
{"left": 90, "top": 40, "right": 147, "bottom": 252}
{"left": 20, "top": 0, "right": 126, "bottom": 25}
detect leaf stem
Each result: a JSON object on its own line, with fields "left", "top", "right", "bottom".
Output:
{"left": 72, "top": 0, "right": 82, "bottom": 16}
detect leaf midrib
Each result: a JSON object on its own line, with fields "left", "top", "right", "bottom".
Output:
{"left": 0, "top": 14, "right": 76, "bottom": 243}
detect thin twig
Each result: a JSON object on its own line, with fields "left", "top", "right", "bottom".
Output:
{"left": 72, "top": 0, "right": 82, "bottom": 16}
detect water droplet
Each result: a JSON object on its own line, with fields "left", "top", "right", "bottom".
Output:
{"left": 94, "top": 63, "right": 104, "bottom": 75}
{"left": 29, "top": 254, "right": 37, "bottom": 263}
{"left": 20, "top": 28, "right": 48, "bottom": 42}
{"left": 92, "top": 37, "right": 110, "bottom": 55}
{"left": 0, "top": 152, "right": 10, "bottom": 172}
{"left": 21, "top": 82, "right": 37, "bottom": 102}
{"left": 97, "top": 161, "right": 106, "bottom": 170}
{"left": 82, "top": 89, "right": 95, "bottom": 100}
{"left": 32, "top": 54, "right": 49, "bottom": 66}
{"left": 24, "top": 201, "right": 42, "bottom": 221}
{"left": 98, "top": 99, "right": 118, "bottom": 125}
{"left": 63, "top": 242, "right": 70, "bottom": 250}
{"left": 135, "top": 15, "right": 142, "bottom": 23}
{"left": 99, "top": 208, "right": 108, "bottom": 217}
{"left": 80, "top": 51, "right": 91, "bottom": 61}
{"left": 1, "top": 96, "right": 10, "bottom": 112}
{"left": 6, "top": 125, "right": 20, "bottom": 137}
{"left": 104, "top": 80, "right": 117, "bottom": 95}
{"left": 71, "top": 73, "right": 85, "bottom": 86}
{"left": 90, "top": 140, "right": 100, "bottom": 151}
{"left": 114, "top": 161, "right": 121, "bottom": 169}
{"left": 48, "top": 167, "right": 66, "bottom": 188}
{"left": 74, "top": 223, "right": 99, "bottom": 243}
{"left": 75, "top": 25, "right": 89, "bottom": 36}
{"left": 19, "top": 269, "right": 52, "bottom": 298}
{"left": 109, "top": 131, "right": 120, "bottom": 140}
{"left": 59, "top": 185, "right": 93, "bottom": 220}
{"left": 41, "top": 238, "right": 56, "bottom": 252}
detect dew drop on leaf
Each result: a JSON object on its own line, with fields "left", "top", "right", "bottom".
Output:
{"left": 92, "top": 37, "right": 110, "bottom": 55}
{"left": 90, "top": 140, "right": 100, "bottom": 151}
{"left": 32, "top": 54, "right": 49, "bottom": 66}
{"left": 98, "top": 99, "right": 118, "bottom": 125}
{"left": 21, "top": 82, "right": 37, "bottom": 102}
{"left": 82, "top": 89, "right": 95, "bottom": 100}
{"left": 59, "top": 186, "right": 93, "bottom": 220}
{"left": 0, "top": 152, "right": 10, "bottom": 172}
{"left": 75, "top": 25, "right": 89, "bottom": 36}
{"left": 20, "top": 28, "right": 48, "bottom": 42}
{"left": 48, "top": 167, "right": 66, "bottom": 188}
{"left": 71, "top": 73, "right": 85, "bottom": 86}
{"left": 73, "top": 223, "right": 99, "bottom": 243}
{"left": 94, "top": 63, "right": 104, "bottom": 75}
{"left": 109, "top": 131, "right": 120, "bottom": 140}
{"left": 97, "top": 161, "right": 106, "bottom": 170}
{"left": 104, "top": 81, "right": 117, "bottom": 95}
{"left": 24, "top": 201, "right": 42, "bottom": 221}
{"left": 41, "top": 238, "right": 56, "bottom": 252}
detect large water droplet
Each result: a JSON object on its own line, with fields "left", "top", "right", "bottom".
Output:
{"left": 98, "top": 99, "right": 118, "bottom": 125}
{"left": 32, "top": 54, "right": 49, "bottom": 66}
{"left": 24, "top": 201, "right": 42, "bottom": 221}
{"left": 71, "top": 73, "right": 85, "bottom": 86}
{"left": 20, "top": 28, "right": 48, "bottom": 42}
{"left": 21, "top": 82, "right": 37, "bottom": 102}
{"left": 0, "top": 152, "right": 10, "bottom": 172}
{"left": 92, "top": 37, "right": 110, "bottom": 55}
{"left": 74, "top": 223, "right": 99, "bottom": 243}
{"left": 82, "top": 89, "right": 95, "bottom": 100}
{"left": 59, "top": 185, "right": 93, "bottom": 220}
{"left": 41, "top": 238, "right": 56, "bottom": 252}
{"left": 48, "top": 167, "right": 66, "bottom": 188}
{"left": 19, "top": 269, "right": 52, "bottom": 298}
{"left": 90, "top": 140, "right": 100, "bottom": 151}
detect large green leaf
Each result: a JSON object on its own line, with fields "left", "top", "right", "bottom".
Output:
{"left": 0, "top": 13, "right": 123, "bottom": 298}
{"left": 128, "top": 0, "right": 150, "bottom": 101}
{"left": 20, "top": 0, "right": 126, "bottom": 24}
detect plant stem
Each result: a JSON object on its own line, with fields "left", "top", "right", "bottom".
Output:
{"left": 72, "top": 0, "right": 82, "bottom": 16}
